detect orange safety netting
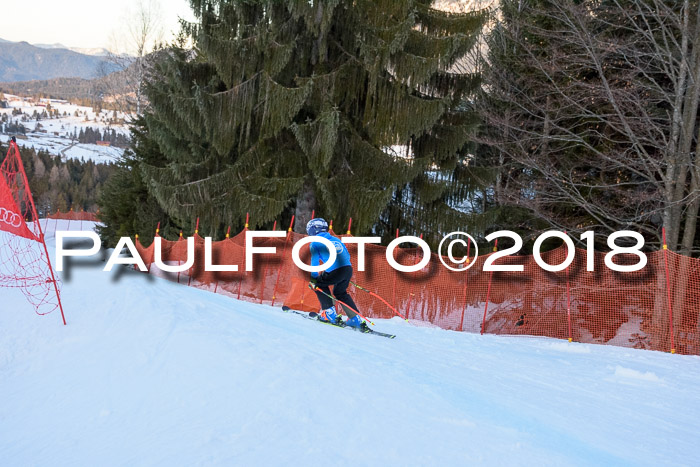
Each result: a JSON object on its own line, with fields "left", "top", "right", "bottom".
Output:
{"left": 47, "top": 210, "right": 99, "bottom": 221}
{"left": 42, "top": 209, "right": 100, "bottom": 235}
{"left": 134, "top": 228, "right": 700, "bottom": 355}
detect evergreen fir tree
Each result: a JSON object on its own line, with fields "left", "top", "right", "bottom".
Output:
{"left": 132, "top": 0, "right": 487, "bottom": 239}
{"left": 97, "top": 116, "right": 182, "bottom": 246}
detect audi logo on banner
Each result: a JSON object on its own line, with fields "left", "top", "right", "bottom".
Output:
{"left": 0, "top": 207, "right": 23, "bottom": 228}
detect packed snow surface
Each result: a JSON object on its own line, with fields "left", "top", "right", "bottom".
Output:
{"left": 1, "top": 222, "right": 699, "bottom": 466}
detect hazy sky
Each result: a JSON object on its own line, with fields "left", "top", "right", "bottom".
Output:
{"left": 2, "top": 0, "right": 196, "bottom": 53}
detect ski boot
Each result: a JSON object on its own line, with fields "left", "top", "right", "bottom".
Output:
{"left": 345, "top": 314, "right": 369, "bottom": 332}
{"left": 318, "top": 306, "right": 341, "bottom": 325}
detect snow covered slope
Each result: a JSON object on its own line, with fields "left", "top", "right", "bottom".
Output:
{"left": 1, "top": 94, "right": 129, "bottom": 162}
{"left": 1, "top": 224, "right": 699, "bottom": 466}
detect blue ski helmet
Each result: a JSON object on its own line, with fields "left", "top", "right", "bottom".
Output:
{"left": 306, "top": 218, "right": 328, "bottom": 236}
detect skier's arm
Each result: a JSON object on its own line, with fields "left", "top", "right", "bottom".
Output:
{"left": 309, "top": 243, "right": 320, "bottom": 278}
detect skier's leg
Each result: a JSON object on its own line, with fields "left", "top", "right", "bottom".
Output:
{"left": 314, "top": 284, "right": 340, "bottom": 322}
{"left": 330, "top": 266, "right": 360, "bottom": 320}
{"left": 313, "top": 285, "right": 335, "bottom": 310}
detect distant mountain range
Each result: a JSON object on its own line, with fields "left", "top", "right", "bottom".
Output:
{"left": 33, "top": 42, "right": 110, "bottom": 57}
{"left": 0, "top": 39, "right": 120, "bottom": 82}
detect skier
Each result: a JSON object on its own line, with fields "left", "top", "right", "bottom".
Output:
{"left": 306, "top": 217, "right": 366, "bottom": 329}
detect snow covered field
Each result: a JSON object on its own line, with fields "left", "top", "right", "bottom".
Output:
{"left": 0, "top": 94, "right": 129, "bottom": 162}
{"left": 1, "top": 222, "right": 699, "bottom": 466}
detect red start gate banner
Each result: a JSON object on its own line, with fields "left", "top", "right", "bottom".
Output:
{"left": 0, "top": 172, "right": 39, "bottom": 241}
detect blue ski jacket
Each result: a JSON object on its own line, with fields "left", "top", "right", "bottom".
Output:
{"left": 309, "top": 231, "right": 352, "bottom": 278}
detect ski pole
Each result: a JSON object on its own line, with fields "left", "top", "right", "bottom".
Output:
{"left": 308, "top": 283, "right": 375, "bottom": 326}
{"left": 350, "top": 281, "right": 407, "bottom": 322}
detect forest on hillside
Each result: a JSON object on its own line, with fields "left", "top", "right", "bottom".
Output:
{"left": 0, "top": 78, "right": 103, "bottom": 109}
{"left": 0, "top": 140, "right": 118, "bottom": 216}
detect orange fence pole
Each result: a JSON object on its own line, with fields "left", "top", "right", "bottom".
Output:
{"left": 662, "top": 228, "right": 676, "bottom": 354}
{"left": 258, "top": 220, "right": 279, "bottom": 301}
{"left": 214, "top": 226, "right": 231, "bottom": 294}
{"left": 176, "top": 230, "right": 183, "bottom": 284}
{"left": 565, "top": 231, "right": 572, "bottom": 343}
{"left": 458, "top": 239, "right": 471, "bottom": 332}
{"left": 147, "top": 222, "right": 161, "bottom": 273}
{"left": 299, "top": 231, "right": 310, "bottom": 309}
{"left": 187, "top": 217, "right": 199, "bottom": 287}
{"left": 271, "top": 216, "right": 295, "bottom": 307}
{"left": 566, "top": 260, "right": 572, "bottom": 342}
{"left": 237, "top": 214, "right": 250, "bottom": 300}
{"left": 481, "top": 238, "right": 498, "bottom": 335}
{"left": 346, "top": 218, "right": 352, "bottom": 235}
{"left": 259, "top": 219, "right": 278, "bottom": 304}
{"left": 405, "top": 233, "right": 423, "bottom": 321}
{"left": 391, "top": 229, "right": 399, "bottom": 307}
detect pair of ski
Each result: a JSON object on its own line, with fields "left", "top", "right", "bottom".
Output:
{"left": 282, "top": 306, "right": 396, "bottom": 339}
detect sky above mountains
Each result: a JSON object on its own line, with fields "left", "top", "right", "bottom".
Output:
{"left": 2, "top": 0, "right": 195, "bottom": 53}
{"left": 3, "top": 1, "right": 488, "bottom": 54}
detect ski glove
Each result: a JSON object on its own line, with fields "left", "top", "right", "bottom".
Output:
{"left": 309, "top": 271, "right": 327, "bottom": 288}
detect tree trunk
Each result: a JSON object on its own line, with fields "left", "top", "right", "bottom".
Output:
{"left": 662, "top": 189, "right": 683, "bottom": 252}
{"left": 294, "top": 177, "right": 317, "bottom": 234}
{"left": 679, "top": 31, "right": 700, "bottom": 255}
{"left": 680, "top": 192, "right": 700, "bottom": 256}
{"left": 680, "top": 132, "right": 700, "bottom": 256}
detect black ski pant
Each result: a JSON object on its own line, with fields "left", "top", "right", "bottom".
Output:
{"left": 313, "top": 265, "right": 359, "bottom": 319}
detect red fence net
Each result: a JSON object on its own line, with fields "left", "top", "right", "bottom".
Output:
{"left": 39, "top": 209, "right": 101, "bottom": 236}
{"left": 47, "top": 210, "right": 99, "bottom": 221}
{"left": 1, "top": 140, "right": 65, "bottom": 322}
{"left": 134, "top": 228, "right": 700, "bottom": 355}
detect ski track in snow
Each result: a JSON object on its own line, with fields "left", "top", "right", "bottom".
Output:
{"left": 0, "top": 222, "right": 699, "bottom": 466}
